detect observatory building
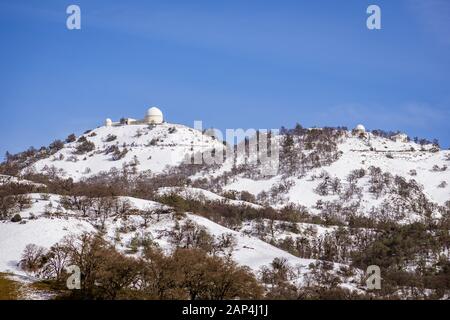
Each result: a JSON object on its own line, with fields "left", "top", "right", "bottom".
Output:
{"left": 391, "top": 133, "right": 409, "bottom": 143}
{"left": 105, "top": 107, "right": 164, "bottom": 127}
{"left": 145, "top": 107, "right": 164, "bottom": 124}
{"left": 353, "top": 124, "right": 366, "bottom": 135}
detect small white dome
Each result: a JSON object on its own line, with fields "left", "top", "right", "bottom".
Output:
{"left": 146, "top": 107, "right": 163, "bottom": 117}
{"left": 355, "top": 124, "right": 366, "bottom": 132}
{"left": 105, "top": 118, "right": 112, "bottom": 127}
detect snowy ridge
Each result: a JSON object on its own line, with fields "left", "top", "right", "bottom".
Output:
{"left": 26, "top": 123, "right": 224, "bottom": 181}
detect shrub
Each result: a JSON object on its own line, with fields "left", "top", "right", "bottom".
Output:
{"left": 112, "top": 147, "right": 128, "bottom": 161}
{"left": 75, "top": 140, "right": 95, "bottom": 155}
{"left": 240, "top": 191, "right": 256, "bottom": 203}
{"left": 438, "top": 181, "right": 447, "bottom": 188}
{"left": 40, "top": 194, "right": 51, "bottom": 201}
{"left": 20, "top": 244, "right": 46, "bottom": 273}
{"left": 0, "top": 191, "right": 32, "bottom": 220}
{"left": 11, "top": 214, "right": 22, "bottom": 222}
{"left": 105, "top": 134, "right": 117, "bottom": 142}
{"left": 15, "top": 194, "right": 32, "bottom": 211}
{"left": 65, "top": 134, "right": 76, "bottom": 143}
{"left": 49, "top": 140, "right": 64, "bottom": 151}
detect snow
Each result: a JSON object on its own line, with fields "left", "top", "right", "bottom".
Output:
{"left": 0, "top": 175, "right": 46, "bottom": 189}
{"left": 0, "top": 194, "right": 326, "bottom": 281}
{"left": 119, "top": 196, "right": 170, "bottom": 211}
{"left": 103, "top": 196, "right": 315, "bottom": 272}
{"left": 225, "top": 177, "right": 280, "bottom": 196}
{"left": 18, "top": 193, "right": 70, "bottom": 219}
{"left": 186, "top": 214, "right": 318, "bottom": 273}
{"left": 0, "top": 217, "right": 95, "bottom": 274}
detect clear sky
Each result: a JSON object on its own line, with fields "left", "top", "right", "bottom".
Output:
{"left": 1, "top": 0, "right": 449, "bottom": 159}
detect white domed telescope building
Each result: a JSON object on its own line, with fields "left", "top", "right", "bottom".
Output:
{"left": 105, "top": 107, "right": 164, "bottom": 127}
{"left": 145, "top": 107, "right": 164, "bottom": 124}
{"left": 353, "top": 124, "right": 366, "bottom": 135}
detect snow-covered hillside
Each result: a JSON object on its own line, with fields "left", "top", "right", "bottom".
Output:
{"left": 2, "top": 122, "right": 450, "bottom": 299}
{"left": 11, "top": 123, "right": 450, "bottom": 233}
{"left": 17, "top": 122, "right": 450, "bottom": 211}
{"left": 224, "top": 133, "right": 450, "bottom": 217}
{"left": 25, "top": 123, "right": 224, "bottom": 181}
{"left": 0, "top": 194, "right": 360, "bottom": 290}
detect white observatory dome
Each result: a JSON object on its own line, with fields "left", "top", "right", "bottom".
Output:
{"left": 105, "top": 118, "right": 112, "bottom": 127}
{"left": 145, "top": 107, "right": 163, "bottom": 124}
{"left": 355, "top": 124, "right": 366, "bottom": 132}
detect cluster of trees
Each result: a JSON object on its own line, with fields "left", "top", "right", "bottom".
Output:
{"left": 19, "top": 223, "right": 369, "bottom": 300}
{"left": 0, "top": 138, "right": 68, "bottom": 176}
{"left": 75, "top": 136, "right": 95, "bottom": 155}
{"left": 370, "top": 129, "right": 439, "bottom": 148}
{"left": 267, "top": 221, "right": 450, "bottom": 298}
{"left": 156, "top": 191, "right": 324, "bottom": 231}
{"left": 273, "top": 225, "right": 375, "bottom": 263}
{"left": 371, "top": 129, "right": 404, "bottom": 140}
{"left": 105, "top": 134, "right": 117, "bottom": 142}
{"left": 0, "top": 183, "right": 33, "bottom": 220}
{"left": 351, "top": 223, "right": 450, "bottom": 298}
{"left": 158, "top": 192, "right": 280, "bottom": 229}
{"left": 258, "top": 257, "right": 363, "bottom": 300}
{"left": 309, "top": 166, "right": 436, "bottom": 226}
{"left": 314, "top": 171, "right": 342, "bottom": 196}
{"left": 256, "top": 179, "right": 295, "bottom": 205}
{"left": 20, "top": 233, "right": 262, "bottom": 300}
{"left": 105, "top": 145, "right": 129, "bottom": 161}
{"left": 60, "top": 194, "right": 135, "bottom": 229}
{"left": 278, "top": 127, "right": 344, "bottom": 178}
{"left": 167, "top": 219, "right": 237, "bottom": 255}
{"left": 222, "top": 190, "right": 257, "bottom": 203}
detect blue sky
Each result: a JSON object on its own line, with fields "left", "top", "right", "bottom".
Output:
{"left": 1, "top": 0, "right": 449, "bottom": 159}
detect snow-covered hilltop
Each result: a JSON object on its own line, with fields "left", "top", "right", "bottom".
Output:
{"left": 224, "top": 131, "right": 449, "bottom": 209}
{"left": 24, "top": 122, "right": 224, "bottom": 180}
